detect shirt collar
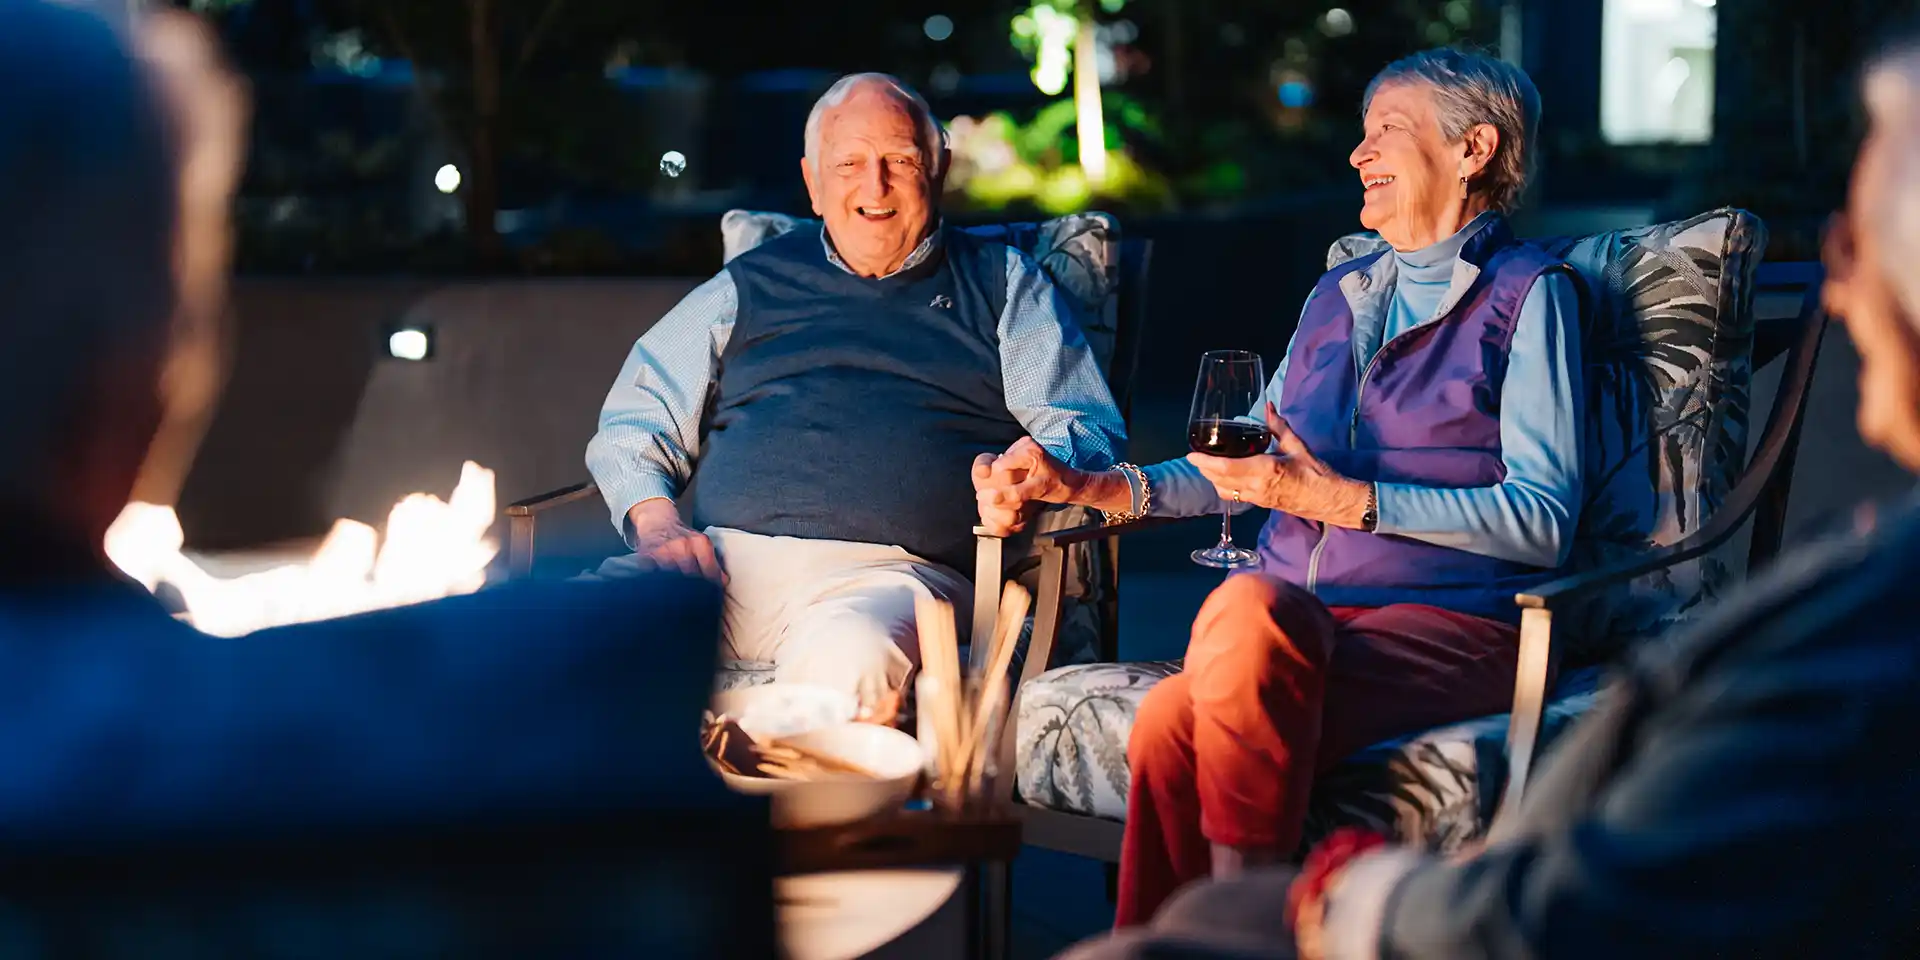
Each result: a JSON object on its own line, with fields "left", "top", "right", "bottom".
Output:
{"left": 1339, "top": 212, "right": 1512, "bottom": 327}
{"left": 820, "top": 220, "right": 944, "bottom": 279}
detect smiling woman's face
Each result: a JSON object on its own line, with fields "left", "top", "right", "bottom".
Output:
{"left": 1350, "top": 81, "right": 1475, "bottom": 250}
{"left": 801, "top": 85, "right": 939, "bottom": 278}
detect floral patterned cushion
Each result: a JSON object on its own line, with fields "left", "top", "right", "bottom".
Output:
{"left": 716, "top": 210, "right": 1125, "bottom": 676}
{"left": 1014, "top": 659, "right": 1604, "bottom": 852}
{"left": 716, "top": 660, "right": 777, "bottom": 692}
{"left": 1326, "top": 209, "right": 1767, "bottom": 661}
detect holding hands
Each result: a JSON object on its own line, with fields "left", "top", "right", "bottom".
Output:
{"left": 971, "top": 404, "right": 1371, "bottom": 537}
{"left": 971, "top": 437, "right": 1133, "bottom": 536}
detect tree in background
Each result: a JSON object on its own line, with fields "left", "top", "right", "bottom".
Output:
{"left": 308, "top": 0, "right": 654, "bottom": 267}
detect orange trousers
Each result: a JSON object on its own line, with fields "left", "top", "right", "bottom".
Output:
{"left": 1114, "top": 574, "right": 1520, "bottom": 927}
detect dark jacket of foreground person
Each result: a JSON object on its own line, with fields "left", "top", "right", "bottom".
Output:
{"left": 1319, "top": 498, "right": 1920, "bottom": 958}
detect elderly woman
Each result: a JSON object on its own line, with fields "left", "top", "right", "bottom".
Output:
{"left": 1046, "top": 41, "right": 1920, "bottom": 960}
{"left": 976, "top": 47, "right": 1582, "bottom": 925}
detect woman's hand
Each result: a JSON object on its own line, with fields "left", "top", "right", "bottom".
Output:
{"left": 1187, "top": 403, "right": 1371, "bottom": 528}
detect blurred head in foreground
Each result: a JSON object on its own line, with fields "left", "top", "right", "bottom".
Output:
{"left": 1830, "top": 39, "right": 1920, "bottom": 474}
{"left": 0, "top": 1, "right": 245, "bottom": 568}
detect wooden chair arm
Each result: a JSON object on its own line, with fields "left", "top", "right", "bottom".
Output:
{"left": 1490, "top": 607, "right": 1557, "bottom": 834}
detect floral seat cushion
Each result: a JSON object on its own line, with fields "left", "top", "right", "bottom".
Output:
{"left": 1013, "top": 209, "right": 1765, "bottom": 848}
{"left": 714, "top": 210, "right": 1125, "bottom": 691}
{"left": 1014, "top": 658, "right": 1602, "bottom": 851}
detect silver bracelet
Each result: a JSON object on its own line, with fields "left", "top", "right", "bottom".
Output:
{"left": 1100, "top": 462, "right": 1151, "bottom": 525}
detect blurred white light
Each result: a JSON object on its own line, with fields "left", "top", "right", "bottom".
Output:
{"left": 924, "top": 14, "right": 954, "bottom": 42}
{"left": 660, "top": 150, "right": 687, "bottom": 178}
{"left": 1321, "top": 8, "right": 1355, "bottom": 36}
{"left": 388, "top": 328, "right": 430, "bottom": 361}
{"left": 434, "top": 163, "right": 461, "bottom": 194}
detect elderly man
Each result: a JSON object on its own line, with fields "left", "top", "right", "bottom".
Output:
{"left": 1049, "top": 40, "right": 1920, "bottom": 960}
{"left": 978, "top": 48, "right": 1583, "bottom": 924}
{"left": 587, "top": 72, "right": 1125, "bottom": 719}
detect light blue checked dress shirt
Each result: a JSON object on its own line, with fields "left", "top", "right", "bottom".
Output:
{"left": 1143, "top": 213, "right": 1583, "bottom": 568}
{"left": 587, "top": 225, "right": 1128, "bottom": 542}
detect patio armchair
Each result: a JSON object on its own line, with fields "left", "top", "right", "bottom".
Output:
{"left": 976, "top": 209, "right": 1832, "bottom": 927}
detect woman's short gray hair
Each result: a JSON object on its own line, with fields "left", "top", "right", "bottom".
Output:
{"left": 804, "top": 72, "right": 948, "bottom": 179}
{"left": 1363, "top": 48, "right": 1541, "bottom": 215}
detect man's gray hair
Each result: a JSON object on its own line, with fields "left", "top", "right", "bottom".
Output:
{"left": 1363, "top": 48, "right": 1541, "bottom": 215}
{"left": 0, "top": 1, "right": 179, "bottom": 502}
{"left": 803, "top": 72, "right": 948, "bottom": 179}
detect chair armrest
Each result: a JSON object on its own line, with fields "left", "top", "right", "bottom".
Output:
{"left": 1489, "top": 607, "right": 1556, "bottom": 835}
{"left": 505, "top": 481, "right": 607, "bottom": 581}
{"left": 966, "top": 515, "right": 1198, "bottom": 550}
{"left": 1516, "top": 523, "right": 1734, "bottom": 613}
{"left": 505, "top": 481, "right": 602, "bottom": 517}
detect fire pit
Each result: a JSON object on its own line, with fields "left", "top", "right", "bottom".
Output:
{"left": 105, "top": 462, "right": 498, "bottom": 636}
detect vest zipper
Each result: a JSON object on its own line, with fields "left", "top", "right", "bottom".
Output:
{"left": 1314, "top": 318, "right": 1425, "bottom": 593}
{"left": 1305, "top": 523, "right": 1332, "bottom": 593}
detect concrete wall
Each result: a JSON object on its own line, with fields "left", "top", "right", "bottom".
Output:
{"left": 178, "top": 278, "right": 698, "bottom": 551}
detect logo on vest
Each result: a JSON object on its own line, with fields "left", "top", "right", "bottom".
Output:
{"left": 929, "top": 294, "right": 953, "bottom": 309}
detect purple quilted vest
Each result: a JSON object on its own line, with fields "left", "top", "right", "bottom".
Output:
{"left": 1257, "top": 220, "right": 1569, "bottom": 622}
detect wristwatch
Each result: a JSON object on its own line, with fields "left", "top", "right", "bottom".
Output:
{"left": 1360, "top": 483, "right": 1379, "bottom": 533}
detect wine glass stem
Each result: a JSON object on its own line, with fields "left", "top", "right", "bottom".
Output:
{"left": 1219, "top": 502, "right": 1234, "bottom": 548}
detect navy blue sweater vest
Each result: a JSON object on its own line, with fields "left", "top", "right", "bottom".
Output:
{"left": 687, "top": 226, "right": 1024, "bottom": 573}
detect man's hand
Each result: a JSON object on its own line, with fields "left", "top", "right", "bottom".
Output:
{"left": 973, "top": 438, "right": 1069, "bottom": 536}
{"left": 972, "top": 437, "right": 1133, "bottom": 536}
{"left": 1187, "top": 403, "right": 1371, "bottom": 528}
{"left": 626, "top": 499, "right": 725, "bottom": 583}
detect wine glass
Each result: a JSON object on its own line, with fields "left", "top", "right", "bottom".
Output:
{"left": 1188, "top": 350, "right": 1269, "bottom": 569}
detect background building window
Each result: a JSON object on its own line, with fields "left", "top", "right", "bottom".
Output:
{"left": 1602, "top": 0, "right": 1716, "bottom": 144}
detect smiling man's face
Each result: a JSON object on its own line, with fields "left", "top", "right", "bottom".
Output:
{"left": 801, "top": 83, "right": 940, "bottom": 278}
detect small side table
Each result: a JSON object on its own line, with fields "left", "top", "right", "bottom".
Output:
{"left": 777, "top": 804, "right": 1023, "bottom": 960}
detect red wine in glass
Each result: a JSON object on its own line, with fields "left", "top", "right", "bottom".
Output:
{"left": 1188, "top": 419, "right": 1272, "bottom": 458}
{"left": 1188, "top": 350, "right": 1268, "bottom": 569}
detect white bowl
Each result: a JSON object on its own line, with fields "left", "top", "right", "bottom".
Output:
{"left": 714, "top": 722, "right": 923, "bottom": 829}
{"left": 712, "top": 683, "right": 858, "bottom": 742}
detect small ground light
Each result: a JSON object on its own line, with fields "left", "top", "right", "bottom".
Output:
{"left": 388, "top": 327, "right": 431, "bottom": 361}
{"left": 660, "top": 150, "right": 687, "bottom": 178}
{"left": 434, "top": 164, "right": 461, "bottom": 194}
{"left": 924, "top": 15, "right": 954, "bottom": 41}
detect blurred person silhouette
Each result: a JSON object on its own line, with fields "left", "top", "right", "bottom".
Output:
{"left": 1053, "top": 39, "right": 1920, "bottom": 960}
{"left": 0, "top": 5, "right": 760, "bottom": 954}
